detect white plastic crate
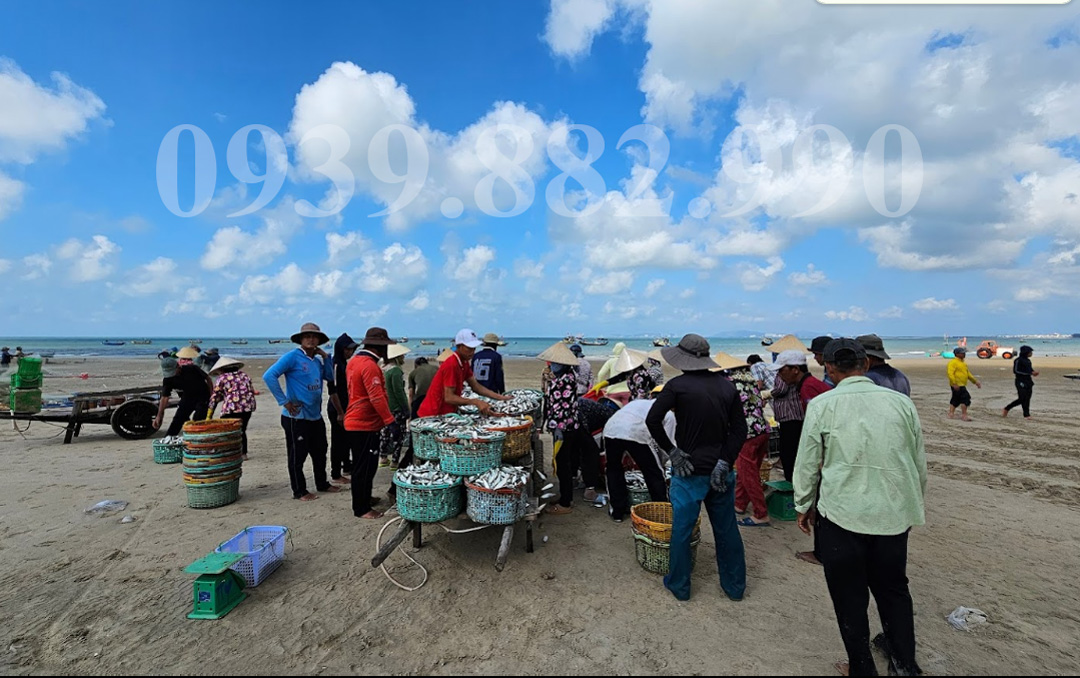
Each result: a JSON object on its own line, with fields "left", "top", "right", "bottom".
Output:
{"left": 214, "top": 525, "right": 288, "bottom": 587}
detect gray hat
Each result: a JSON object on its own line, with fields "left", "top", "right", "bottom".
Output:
{"left": 660, "top": 334, "right": 719, "bottom": 372}
{"left": 856, "top": 334, "right": 889, "bottom": 360}
{"left": 160, "top": 357, "right": 179, "bottom": 378}
{"left": 954, "top": 346, "right": 967, "bottom": 355}
{"left": 823, "top": 338, "right": 867, "bottom": 363}
{"left": 569, "top": 344, "right": 583, "bottom": 356}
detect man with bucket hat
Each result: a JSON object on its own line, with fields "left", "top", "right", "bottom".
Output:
{"left": 263, "top": 323, "right": 345, "bottom": 502}
{"left": 858, "top": 334, "right": 910, "bottom": 397}
{"left": 646, "top": 334, "right": 748, "bottom": 602}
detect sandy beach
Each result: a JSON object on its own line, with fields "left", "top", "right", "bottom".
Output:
{"left": 2, "top": 355, "right": 1080, "bottom": 675}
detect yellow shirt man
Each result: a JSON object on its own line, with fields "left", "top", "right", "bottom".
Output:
{"left": 947, "top": 349, "right": 981, "bottom": 420}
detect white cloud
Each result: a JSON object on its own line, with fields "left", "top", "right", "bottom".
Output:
{"left": 1014, "top": 288, "right": 1050, "bottom": 302}
{"left": 678, "top": 288, "right": 695, "bottom": 299}
{"left": 644, "top": 279, "right": 666, "bottom": 297}
{"left": 825, "top": 306, "right": 869, "bottom": 322}
{"left": 585, "top": 270, "right": 634, "bottom": 295}
{"left": 238, "top": 263, "right": 309, "bottom": 305}
{"left": 514, "top": 257, "right": 544, "bottom": 279}
{"left": 447, "top": 245, "right": 496, "bottom": 282}
{"left": 603, "top": 300, "right": 652, "bottom": 319}
{"left": 357, "top": 243, "right": 428, "bottom": 295}
{"left": 878, "top": 306, "right": 904, "bottom": 319}
{"left": 406, "top": 290, "right": 430, "bottom": 311}
{"left": 788, "top": 264, "right": 827, "bottom": 287}
{"left": 287, "top": 62, "right": 565, "bottom": 231}
{"left": 0, "top": 258, "right": 10, "bottom": 274}
{"left": 859, "top": 222, "right": 1025, "bottom": 272}
{"left": 737, "top": 256, "right": 785, "bottom": 291}
{"left": 121, "top": 257, "right": 183, "bottom": 296}
{"left": 543, "top": 0, "right": 619, "bottom": 60}
{"left": 912, "top": 297, "right": 959, "bottom": 312}
{"left": 21, "top": 253, "right": 51, "bottom": 280}
{"left": 326, "top": 231, "right": 372, "bottom": 266}
{"left": 55, "top": 235, "right": 119, "bottom": 282}
{"left": 163, "top": 287, "right": 209, "bottom": 316}
{"left": 0, "top": 58, "right": 106, "bottom": 164}
{"left": 201, "top": 198, "right": 303, "bottom": 271}
{"left": 0, "top": 171, "right": 24, "bottom": 221}
{"left": 311, "top": 270, "right": 346, "bottom": 297}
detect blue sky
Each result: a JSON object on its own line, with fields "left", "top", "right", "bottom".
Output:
{"left": 1, "top": 0, "right": 1078, "bottom": 338}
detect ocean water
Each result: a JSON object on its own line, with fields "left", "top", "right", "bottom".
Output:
{"left": 3, "top": 335, "right": 1079, "bottom": 360}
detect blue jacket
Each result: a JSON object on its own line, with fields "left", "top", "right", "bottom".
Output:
{"left": 471, "top": 347, "right": 505, "bottom": 394}
{"left": 263, "top": 348, "right": 334, "bottom": 420}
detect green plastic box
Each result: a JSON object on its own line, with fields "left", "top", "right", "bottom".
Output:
{"left": 16, "top": 357, "right": 42, "bottom": 380}
{"left": 10, "top": 373, "right": 42, "bottom": 389}
{"left": 10, "top": 388, "right": 42, "bottom": 414}
{"left": 764, "top": 480, "right": 797, "bottom": 522}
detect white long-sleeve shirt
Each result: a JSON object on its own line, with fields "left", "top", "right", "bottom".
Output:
{"left": 603, "top": 399, "right": 675, "bottom": 452}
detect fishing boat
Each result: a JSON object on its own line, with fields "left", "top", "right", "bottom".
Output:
{"left": 580, "top": 337, "right": 609, "bottom": 346}
{"left": 189, "top": 339, "right": 202, "bottom": 345}
{"left": 652, "top": 337, "right": 671, "bottom": 347}
{"left": 101, "top": 340, "right": 125, "bottom": 346}
{"left": 268, "top": 339, "right": 288, "bottom": 344}
{"left": 419, "top": 340, "right": 436, "bottom": 346}
{"left": 398, "top": 336, "right": 409, "bottom": 343}
{"left": 131, "top": 339, "right": 152, "bottom": 345}
{"left": 231, "top": 339, "right": 248, "bottom": 345}
{"left": 760, "top": 337, "right": 774, "bottom": 347}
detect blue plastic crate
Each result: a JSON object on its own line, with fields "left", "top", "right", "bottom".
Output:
{"left": 214, "top": 525, "right": 288, "bottom": 587}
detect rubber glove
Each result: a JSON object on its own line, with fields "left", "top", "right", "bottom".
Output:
{"left": 669, "top": 447, "right": 694, "bottom": 477}
{"left": 710, "top": 459, "right": 732, "bottom": 493}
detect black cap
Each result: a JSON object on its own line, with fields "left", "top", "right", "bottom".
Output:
{"left": 824, "top": 338, "right": 867, "bottom": 363}
{"left": 569, "top": 344, "right": 583, "bottom": 356}
{"left": 810, "top": 336, "right": 832, "bottom": 354}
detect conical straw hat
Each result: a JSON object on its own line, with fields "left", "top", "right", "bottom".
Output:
{"left": 537, "top": 341, "right": 579, "bottom": 367}
{"left": 437, "top": 348, "right": 455, "bottom": 363}
{"left": 711, "top": 351, "right": 749, "bottom": 371}
{"left": 386, "top": 343, "right": 411, "bottom": 360}
{"left": 769, "top": 334, "right": 811, "bottom": 353}
{"left": 612, "top": 348, "right": 649, "bottom": 377}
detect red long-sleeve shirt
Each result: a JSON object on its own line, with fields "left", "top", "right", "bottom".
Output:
{"left": 344, "top": 351, "right": 395, "bottom": 432}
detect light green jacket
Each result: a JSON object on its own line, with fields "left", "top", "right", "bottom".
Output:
{"left": 793, "top": 376, "right": 927, "bottom": 536}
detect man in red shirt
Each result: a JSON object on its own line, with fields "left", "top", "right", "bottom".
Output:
{"left": 345, "top": 327, "right": 397, "bottom": 519}
{"left": 417, "top": 329, "right": 512, "bottom": 418}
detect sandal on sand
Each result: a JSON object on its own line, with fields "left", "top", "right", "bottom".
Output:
{"left": 736, "top": 517, "right": 770, "bottom": 527}
{"left": 546, "top": 505, "right": 573, "bottom": 515}
{"left": 322, "top": 485, "right": 343, "bottom": 493}
{"left": 834, "top": 661, "right": 849, "bottom": 676}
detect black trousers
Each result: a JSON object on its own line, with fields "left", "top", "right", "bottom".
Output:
{"left": 348, "top": 429, "right": 382, "bottom": 516}
{"left": 554, "top": 427, "right": 599, "bottom": 507}
{"left": 604, "top": 438, "right": 668, "bottom": 519}
{"left": 280, "top": 416, "right": 330, "bottom": 498}
{"left": 817, "top": 514, "right": 921, "bottom": 677}
{"left": 167, "top": 399, "right": 209, "bottom": 437}
{"left": 327, "top": 402, "right": 352, "bottom": 479}
{"left": 222, "top": 411, "right": 253, "bottom": 456}
{"left": 1005, "top": 380, "right": 1033, "bottom": 417}
{"left": 778, "top": 420, "right": 804, "bottom": 483}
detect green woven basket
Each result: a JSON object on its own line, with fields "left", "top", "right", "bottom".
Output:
{"left": 464, "top": 481, "right": 526, "bottom": 525}
{"left": 186, "top": 478, "right": 240, "bottom": 509}
{"left": 393, "top": 477, "right": 464, "bottom": 523}
{"left": 152, "top": 441, "right": 183, "bottom": 464}
{"left": 633, "top": 532, "right": 699, "bottom": 575}
{"left": 437, "top": 432, "right": 505, "bottom": 476}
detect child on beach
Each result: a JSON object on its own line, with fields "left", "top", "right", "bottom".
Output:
{"left": 209, "top": 358, "right": 257, "bottom": 459}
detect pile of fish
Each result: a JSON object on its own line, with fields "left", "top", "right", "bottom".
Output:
{"left": 459, "top": 388, "right": 543, "bottom": 418}
{"left": 409, "top": 413, "right": 475, "bottom": 435}
{"left": 474, "top": 415, "right": 532, "bottom": 431}
{"left": 442, "top": 427, "right": 505, "bottom": 442}
{"left": 468, "top": 465, "right": 529, "bottom": 491}
{"left": 625, "top": 470, "right": 648, "bottom": 490}
{"left": 155, "top": 435, "right": 185, "bottom": 447}
{"left": 394, "top": 461, "right": 459, "bottom": 487}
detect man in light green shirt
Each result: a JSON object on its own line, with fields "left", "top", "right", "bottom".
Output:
{"left": 794, "top": 338, "right": 926, "bottom": 677}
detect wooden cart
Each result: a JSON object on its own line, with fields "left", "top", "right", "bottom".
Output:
{"left": 4, "top": 385, "right": 170, "bottom": 443}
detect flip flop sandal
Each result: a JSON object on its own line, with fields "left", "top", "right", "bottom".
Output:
{"left": 736, "top": 517, "right": 770, "bottom": 527}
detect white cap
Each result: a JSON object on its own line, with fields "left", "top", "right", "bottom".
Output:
{"left": 773, "top": 349, "right": 807, "bottom": 368}
{"left": 454, "top": 328, "right": 482, "bottom": 349}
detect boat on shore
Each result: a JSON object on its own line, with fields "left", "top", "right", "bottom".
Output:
{"left": 398, "top": 336, "right": 409, "bottom": 343}
{"left": 652, "top": 337, "right": 671, "bottom": 347}
{"left": 101, "top": 340, "right": 125, "bottom": 346}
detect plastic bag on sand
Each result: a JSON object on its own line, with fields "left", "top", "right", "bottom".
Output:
{"left": 947, "top": 606, "right": 987, "bottom": 631}
{"left": 85, "top": 499, "right": 128, "bottom": 514}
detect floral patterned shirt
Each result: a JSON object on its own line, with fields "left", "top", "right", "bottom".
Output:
{"left": 627, "top": 365, "right": 658, "bottom": 401}
{"left": 211, "top": 371, "right": 257, "bottom": 415}
{"left": 727, "top": 368, "right": 770, "bottom": 440}
{"left": 544, "top": 370, "right": 580, "bottom": 431}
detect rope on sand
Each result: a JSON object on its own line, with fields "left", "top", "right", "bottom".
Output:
{"left": 374, "top": 509, "right": 491, "bottom": 592}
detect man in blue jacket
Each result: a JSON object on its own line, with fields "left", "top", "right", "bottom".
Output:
{"left": 263, "top": 322, "right": 345, "bottom": 502}
{"left": 471, "top": 332, "right": 506, "bottom": 394}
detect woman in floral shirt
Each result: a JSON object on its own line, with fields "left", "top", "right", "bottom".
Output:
{"left": 723, "top": 362, "right": 772, "bottom": 526}
{"left": 209, "top": 358, "right": 257, "bottom": 459}
{"left": 543, "top": 360, "right": 584, "bottom": 515}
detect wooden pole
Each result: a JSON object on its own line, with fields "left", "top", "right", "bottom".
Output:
{"left": 412, "top": 522, "right": 422, "bottom": 549}
{"left": 371, "top": 519, "right": 415, "bottom": 568}
{"left": 495, "top": 525, "right": 514, "bottom": 572}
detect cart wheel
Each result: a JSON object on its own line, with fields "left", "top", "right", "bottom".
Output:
{"left": 976, "top": 348, "right": 992, "bottom": 359}
{"left": 111, "top": 399, "right": 159, "bottom": 440}
{"left": 1001, "top": 351, "right": 1014, "bottom": 360}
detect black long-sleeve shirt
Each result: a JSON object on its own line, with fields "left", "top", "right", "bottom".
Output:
{"left": 645, "top": 371, "right": 747, "bottom": 474}
{"left": 1013, "top": 356, "right": 1034, "bottom": 385}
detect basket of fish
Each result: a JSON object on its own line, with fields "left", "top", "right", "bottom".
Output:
{"left": 152, "top": 435, "right": 185, "bottom": 464}
{"left": 437, "top": 428, "right": 505, "bottom": 476}
{"left": 410, "top": 413, "right": 475, "bottom": 461}
{"left": 459, "top": 388, "right": 544, "bottom": 421}
{"left": 392, "top": 462, "right": 464, "bottom": 523}
{"left": 465, "top": 466, "right": 529, "bottom": 525}
{"left": 475, "top": 415, "right": 533, "bottom": 462}
{"left": 625, "top": 470, "right": 655, "bottom": 506}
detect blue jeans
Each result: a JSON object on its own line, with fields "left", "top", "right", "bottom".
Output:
{"left": 664, "top": 473, "right": 746, "bottom": 601}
